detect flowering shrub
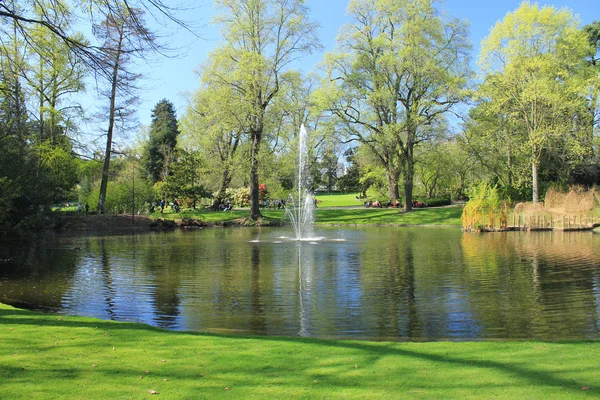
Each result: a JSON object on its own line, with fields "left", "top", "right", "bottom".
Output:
{"left": 259, "top": 183, "right": 269, "bottom": 201}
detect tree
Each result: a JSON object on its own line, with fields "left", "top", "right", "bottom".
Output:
{"left": 316, "top": 0, "right": 471, "bottom": 211}
{"left": 337, "top": 148, "right": 361, "bottom": 193}
{"left": 143, "top": 99, "right": 180, "bottom": 183}
{"left": 24, "top": 0, "right": 86, "bottom": 144}
{"left": 479, "top": 2, "right": 594, "bottom": 203}
{"left": 0, "top": 0, "right": 190, "bottom": 82}
{"left": 95, "top": 5, "right": 154, "bottom": 213}
{"left": 163, "top": 149, "right": 208, "bottom": 209}
{"left": 206, "top": 0, "right": 320, "bottom": 220}
{"left": 319, "top": 145, "right": 339, "bottom": 192}
{"left": 463, "top": 100, "right": 531, "bottom": 194}
{"left": 181, "top": 64, "right": 248, "bottom": 209}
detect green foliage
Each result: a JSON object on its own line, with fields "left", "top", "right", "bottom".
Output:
{"left": 478, "top": 2, "right": 595, "bottom": 202}
{"left": 423, "top": 198, "right": 452, "bottom": 207}
{"left": 85, "top": 178, "right": 154, "bottom": 215}
{"left": 161, "top": 150, "right": 208, "bottom": 207}
{"left": 0, "top": 177, "right": 19, "bottom": 234}
{"left": 152, "top": 181, "right": 167, "bottom": 202}
{"left": 76, "top": 159, "right": 103, "bottom": 203}
{"left": 84, "top": 160, "right": 154, "bottom": 214}
{"left": 360, "top": 166, "right": 388, "bottom": 200}
{"left": 462, "top": 182, "right": 508, "bottom": 231}
{"left": 316, "top": 0, "right": 472, "bottom": 206}
{"left": 34, "top": 141, "right": 78, "bottom": 202}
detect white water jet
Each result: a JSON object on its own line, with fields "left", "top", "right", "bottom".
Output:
{"left": 285, "top": 125, "right": 317, "bottom": 240}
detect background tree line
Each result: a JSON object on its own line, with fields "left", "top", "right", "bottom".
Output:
{"left": 1, "top": 0, "right": 599, "bottom": 237}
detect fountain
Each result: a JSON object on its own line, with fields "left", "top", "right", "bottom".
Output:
{"left": 285, "top": 125, "right": 316, "bottom": 240}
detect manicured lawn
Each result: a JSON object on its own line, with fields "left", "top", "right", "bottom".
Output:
{"left": 0, "top": 303, "right": 598, "bottom": 399}
{"left": 315, "top": 206, "right": 462, "bottom": 225}
{"left": 315, "top": 192, "right": 364, "bottom": 207}
{"left": 151, "top": 205, "right": 463, "bottom": 226}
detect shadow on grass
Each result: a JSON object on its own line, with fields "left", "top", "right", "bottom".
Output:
{"left": 1, "top": 304, "right": 596, "bottom": 396}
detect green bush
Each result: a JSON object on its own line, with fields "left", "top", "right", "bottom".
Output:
{"left": 424, "top": 198, "right": 452, "bottom": 207}
{"left": 86, "top": 179, "right": 154, "bottom": 214}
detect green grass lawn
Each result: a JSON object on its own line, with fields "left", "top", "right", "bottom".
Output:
{"left": 0, "top": 302, "right": 598, "bottom": 399}
{"left": 151, "top": 205, "right": 463, "bottom": 226}
{"left": 315, "top": 192, "right": 364, "bottom": 207}
{"left": 315, "top": 206, "right": 462, "bottom": 225}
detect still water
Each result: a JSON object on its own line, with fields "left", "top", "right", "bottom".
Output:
{"left": 1, "top": 227, "right": 600, "bottom": 340}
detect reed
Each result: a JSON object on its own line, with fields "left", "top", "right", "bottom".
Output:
{"left": 462, "top": 182, "right": 508, "bottom": 231}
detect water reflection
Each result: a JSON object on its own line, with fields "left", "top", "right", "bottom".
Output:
{"left": 2, "top": 228, "right": 600, "bottom": 340}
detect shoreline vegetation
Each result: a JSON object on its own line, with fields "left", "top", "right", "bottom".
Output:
{"left": 1, "top": 302, "right": 598, "bottom": 399}
{"left": 47, "top": 204, "right": 465, "bottom": 232}
{"left": 44, "top": 192, "right": 463, "bottom": 231}
{"left": 461, "top": 185, "right": 600, "bottom": 233}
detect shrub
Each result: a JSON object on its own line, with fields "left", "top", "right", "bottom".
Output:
{"left": 425, "top": 198, "right": 452, "bottom": 207}
{"left": 86, "top": 179, "right": 154, "bottom": 214}
{"left": 231, "top": 187, "right": 251, "bottom": 207}
{"left": 259, "top": 183, "right": 269, "bottom": 201}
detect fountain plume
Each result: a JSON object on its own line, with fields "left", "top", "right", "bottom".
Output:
{"left": 285, "top": 125, "right": 315, "bottom": 240}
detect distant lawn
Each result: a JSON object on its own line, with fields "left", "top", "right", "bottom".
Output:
{"left": 151, "top": 205, "right": 462, "bottom": 226}
{"left": 315, "top": 192, "right": 364, "bottom": 207}
{"left": 316, "top": 206, "right": 462, "bottom": 225}
{"left": 1, "top": 302, "right": 599, "bottom": 399}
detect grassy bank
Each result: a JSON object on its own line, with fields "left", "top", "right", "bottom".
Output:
{"left": 0, "top": 303, "right": 598, "bottom": 399}
{"left": 152, "top": 205, "right": 463, "bottom": 227}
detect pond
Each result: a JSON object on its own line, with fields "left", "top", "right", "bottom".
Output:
{"left": 1, "top": 227, "right": 600, "bottom": 341}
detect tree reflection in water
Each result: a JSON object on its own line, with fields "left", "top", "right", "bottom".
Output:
{"left": 2, "top": 228, "right": 600, "bottom": 340}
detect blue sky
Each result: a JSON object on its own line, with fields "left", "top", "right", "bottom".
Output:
{"left": 89, "top": 0, "right": 598, "bottom": 135}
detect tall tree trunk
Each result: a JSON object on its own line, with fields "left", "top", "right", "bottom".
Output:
{"left": 98, "top": 34, "right": 123, "bottom": 214}
{"left": 386, "top": 168, "right": 400, "bottom": 201}
{"left": 403, "top": 175, "right": 414, "bottom": 212}
{"left": 212, "top": 166, "right": 233, "bottom": 209}
{"left": 402, "top": 140, "right": 415, "bottom": 212}
{"left": 589, "top": 90, "right": 598, "bottom": 158}
{"left": 532, "top": 161, "right": 539, "bottom": 203}
{"left": 249, "top": 128, "right": 262, "bottom": 220}
{"left": 507, "top": 134, "right": 513, "bottom": 187}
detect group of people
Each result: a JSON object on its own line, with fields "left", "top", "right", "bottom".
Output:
{"left": 260, "top": 199, "right": 288, "bottom": 209}
{"left": 156, "top": 198, "right": 181, "bottom": 213}
{"left": 364, "top": 199, "right": 402, "bottom": 208}
{"left": 218, "top": 199, "right": 233, "bottom": 211}
{"left": 364, "top": 200, "right": 426, "bottom": 208}
{"left": 77, "top": 202, "right": 90, "bottom": 215}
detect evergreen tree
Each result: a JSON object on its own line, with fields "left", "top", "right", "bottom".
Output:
{"left": 143, "top": 99, "right": 180, "bottom": 183}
